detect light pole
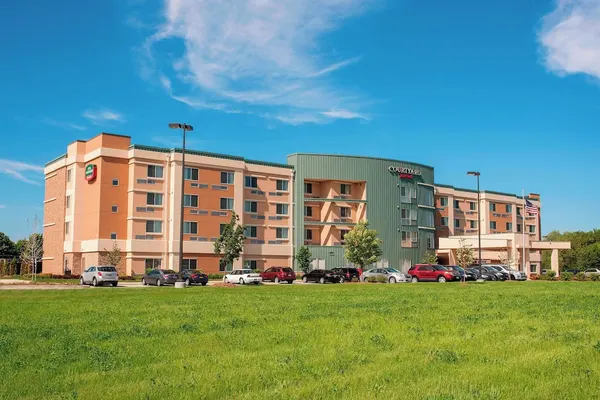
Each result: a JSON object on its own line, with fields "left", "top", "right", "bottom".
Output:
{"left": 169, "top": 122, "right": 194, "bottom": 287}
{"left": 467, "top": 171, "right": 482, "bottom": 277}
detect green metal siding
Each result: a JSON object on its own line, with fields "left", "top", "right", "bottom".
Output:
{"left": 288, "top": 154, "right": 435, "bottom": 271}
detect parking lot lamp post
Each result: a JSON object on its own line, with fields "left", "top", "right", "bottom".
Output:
{"left": 169, "top": 123, "right": 194, "bottom": 286}
{"left": 467, "top": 171, "right": 482, "bottom": 277}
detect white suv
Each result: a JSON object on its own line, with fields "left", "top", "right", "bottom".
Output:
{"left": 80, "top": 266, "right": 119, "bottom": 287}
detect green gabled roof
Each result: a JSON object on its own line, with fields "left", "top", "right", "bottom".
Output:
{"left": 287, "top": 153, "right": 434, "bottom": 170}
{"left": 45, "top": 154, "right": 67, "bottom": 167}
{"left": 129, "top": 145, "right": 294, "bottom": 170}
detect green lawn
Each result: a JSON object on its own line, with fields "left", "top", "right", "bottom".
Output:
{"left": 1, "top": 282, "right": 599, "bottom": 400}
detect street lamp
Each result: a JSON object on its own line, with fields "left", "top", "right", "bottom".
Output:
{"left": 467, "top": 171, "right": 482, "bottom": 277}
{"left": 169, "top": 122, "right": 194, "bottom": 287}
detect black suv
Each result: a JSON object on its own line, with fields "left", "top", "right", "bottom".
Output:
{"left": 331, "top": 267, "right": 361, "bottom": 283}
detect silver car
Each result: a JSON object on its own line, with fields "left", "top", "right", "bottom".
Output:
{"left": 80, "top": 265, "right": 119, "bottom": 287}
{"left": 583, "top": 268, "right": 600, "bottom": 278}
{"left": 362, "top": 268, "right": 410, "bottom": 283}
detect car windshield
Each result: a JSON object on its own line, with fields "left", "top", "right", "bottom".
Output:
{"left": 282, "top": 268, "right": 294, "bottom": 273}
{"left": 489, "top": 266, "right": 502, "bottom": 271}
{"left": 98, "top": 266, "right": 116, "bottom": 272}
{"left": 386, "top": 268, "right": 400, "bottom": 273}
{"left": 163, "top": 270, "right": 177, "bottom": 274}
{"left": 241, "top": 269, "right": 253, "bottom": 274}
{"left": 433, "top": 265, "right": 447, "bottom": 271}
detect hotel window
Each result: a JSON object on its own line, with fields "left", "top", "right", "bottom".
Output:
{"left": 244, "top": 260, "right": 257, "bottom": 269}
{"left": 276, "top": 227, "right": 289, "bottom": 239}
{"left": 145, "top": 259, "right": 162, "bottom": 270}
{"left": 454, "top": 200, "right": 460, "bottom": 209}
{"left": 528, "top": 225, "right": 536, "bottom": 233}
{"left": 276, "top": 180, "right": 289, "bottom": 191}
{"left": 244, "top": 226, "right": 257, "bottom": 238}
{"left": 184, "top": 194, "right": 199, "bottom": 208}
{"left": 67, "top": 168, "right": 72, "bottom": 183}
{"left": 220, "top": 224, "right": 227, "bottom": 235}
{"left": 506, "top": 222, "right": 513, "bottom": 231}
{"left": 147, "top": 193, "right": 163, "bottom": 206}
{"left": 65, "top": 222, "right": 70, "bottom": 235}
{"left": 340, "top": 229, "right": 350, "bottom": 241}
{"left": 454, "top": 219, "right": 460, "bottom": 228}
{"left": 517, "top": 207, "right": 522, "bottom": 216}
{"left": 340, "top": 207, "right": 351, "bottom": 218}
{"left": 441, "top": 217, "right": 448, "bottom": 227}
{"left": 183, "top": 221, "right": 198, "bottom": 235}
{"left": 423, "top": 212, "right": 434, "bottom": 227}
{"left": 304, "top": 183, "right": 313, "bottom": 194}
{"left": 426, "top": 233, "right": 434, "bottom": 250}
{"left": 244, "top": 201, "right": 258, "bottom": 213}
{"left": 245, "top": 176, "right": 258, "bottom": 188}
{"left": 517, "top": 224, "right": 522, "bottom": 233}
{"left": 506, "top": 204, "right": 512, "bottom": 213}
{"left": 276, "top": 203, "right": 289, "bottom": 215}
{"left": 401, "top": 231, "right": 418, "bottom": 244}
{"left": 184, "top": 167, "right": 199, "bottom": 181}
{"left": 110, "top": 233, "right": 117, "bottom": 240}
{"left": 304, "top": 206, "right": 313, "bottom": 217}
{"left": 425, "top": 191, "right": 433, "bottom": 206}
{"left": 66, "top": 195, "right": 71, "bottom": 209}
{"left": 221, "top": 171, "right": 234, "bottom": 184}
{"left": 220, "top": 198, "right": 234, "bottom": 210}
{"left": 146, "top": 220, "right": 162, "bottom": 233}
{"left": 305, "top": 229, "right": 313, "bottom": 241}
{"left": 470, "top": 202, "right": 476, "bottom": 211}
{"left": 530, "top": 264, "right": 537, "bottom": 273}
{"left": 401, "top": 186, "right": 416, "bottom": 202}
{"left": 340, "top": 183, "right": 352, "bottom": 195}
{"left": 469, "top": 220, "right": 477, "bottom": 229}
{"left": 147, "top": 165, "right": 163, "bottom": 178}
{"left": 182, "top": 259, "right": 197, "bottom": 270}
{"left": 490, "top": 221, "right": 497, "bottom": 230}
{"left": 440, "top": 197, "right": 448, "bottom": 207}
{"left": 112, "top": 179, "right": 119, "bottom": 186}
{"left": 490, "top": 203, "right": 496, "bottom": 212}
{"left": 112, "top": 205, "right": 118, "bottom": 213}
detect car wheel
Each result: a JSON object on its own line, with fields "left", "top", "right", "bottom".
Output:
{"left": 339, "top": 277, "right": 345, "bottom": 284}
{"left": 389, "top": 277, "right": 396, "bottom": 284}
{"left": 142, "top": 278, "right": 147, "bottom": 286}
{"left": 157, "top": 279, "right": 162, "bottom": 287}
{"left": 274, "top": 277, "right": 280, "bottom": 284}
{"left": 239, "top": 278, "right": 245, "bottom": 285}
{"left": 92, "top": 278, "right": 98, "bottom": 287}
{"left": 112, "top": 282, "right": 118, "bottom": 287}
{"left": 411, "top": 276, "right": 418, "bottom": 283}
{"left": 287, "top": 280, "right": 294, "bottom": 284}
{"left": 302, "top": 276, "right": 308, "bottom": 283}
{"left": 438, "top": 276, "right": 446, "bottom": 283}
{"left": 363, "top": 276, "right": 368, "bottom": 283}
{"left": 319, "top": 277, "right": 326, "bottom": 284}
{"left": 201, "top": 282, "right": 207, "bottom": 286}
{"left": 185, "top": 278, "right": 190, "bottom": 286}
{"left": 80, "top": 277, "right": 85, "bottom": 286}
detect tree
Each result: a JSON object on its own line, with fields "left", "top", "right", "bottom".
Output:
{"left": 578, "top": 243, "right": 600, "bottom": 270}
{"left": 455, "top": 239, "right": 474, "bottom": 270}
{"left": 343, "top": 220, "right": 382, "bottom": 269}
{"left": 99, "top": 242, "right": 124, "bottom": 274}
{"left": 421, "top": 250, "right": 438, "bottom": 264}
{"left": 214, "top": 212, "right": 245, "bottom": 271}
{"left": 0, "top": 232, "right": 17, "bottom": 259}
{"left": 296, "top": 246, "right": 312, "bottom": 273}
{"left": 20, "top": 233, "right": 43, "bottom": 277}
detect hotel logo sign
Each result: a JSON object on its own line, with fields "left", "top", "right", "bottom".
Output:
{"left": 388, "top": 166, "right": 421, "bottom": 179}
{"left": 85, "top": 164, "right": 98, "bottom": 182}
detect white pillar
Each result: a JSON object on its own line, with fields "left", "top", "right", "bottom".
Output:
{"left": 551, "top": 249, "right": 559, "bottom": 277}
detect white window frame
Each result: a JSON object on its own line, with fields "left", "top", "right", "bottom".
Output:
{"left": 147, "top": 192, "right": 163, "bottom": 206}
{"left": 147, "top": 165, "right": 164, "bottom": 179}
{"left": 183, "top": 221, "right": 198, "bottom": 235}
{"left": 244, "top": 200, "right": 258, "bottom": 213}
{"left": 112, "top": 179, "right": 119, "bottom": 186}
{"left": 184, "top": 167, "right": 199, "bottom": 181}
{"left": 110, "top": 232, "right": 117, "bottom": 240}
{"left": 182, "top": 259, "right": 197, "bottom": 270}
{"left": 304, "top": 183, "right": 313, "bottom": 194}
{"left": 441, "top": 217, "right": 448, "bottom": 227}
{"left": 506, "top": 222, "right": 513, "bottom": 231}
{"left": 305, "top": 229, "right": 313, "bottom": 241}
{"left": 112, "top": 205, "right": 118, "bottom": 213}
{"left": 304, "top": 206, "right": 313, "bottom": 217}
{"left": 245, "top": 176, "right": 258, "bottom": 188}
{"left": 184, "top": 194, "right": 199, "bottom": 208}
{"left": 340, "top": 183, "right": 352, "bottom": 195}
{"left": 146, "top": 220, "right": 163, "bottom": 233}
{"left": 440, "top": 197, "right": 448, "bottom": 207}
{"left": 276, "top": 180, "right": 289, "bottom": 192}
{"left": 490, "top": 221, "right": 497, "bottom": 230}
{"left": 340, "top": 206, "right": 351, "bottom": 218}
{"left": 220, "top": 171, "right": 234, "bottom": 184}
{"left": 276, "top": 227, "right": 289, "bottom": 239}
{"left": 244, "top": 226, "right": 257, "bottom": 238}
{"left": 276, "top": 203, "right": 289, "bottom": 215}
{"left": 220, "top": 198, "right": 234, "bottom": 210}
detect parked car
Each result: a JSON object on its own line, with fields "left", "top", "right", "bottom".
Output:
{"left": 485, "top": 264, "right": 527, "bottom": 280}
{"left": 483, "top": 265, "right": 510, "bottom": 280}
{"left": 224, "top": 269, "right": 262, "bottom": 285}
{"left": 301, "top": 269, "right": 343, "bottom": 284}
{"left": 444, "top": 266, "right": 466, "bottom": 280}
{"left": 564, "top": 269, "right": 580, "bottom": 275}
{"left": 362, "top": 268, "right": 409, "bottom": 283}
{"left": 583, "top": 268, "right": 600, "bottom": 278}
{"left": 80, "top": 265, "right": 119, "bottom": 287}
{"left": 260, "top": 267, "right": 296, "bottom": 284}
{"left": 466, "top": 267, "right": 490, "bottom": 281}
{"left": 481, "top": 266, "right": 506, "bottom": 281}
{"left": 408, "top": 264, "right": 460, "bottom": 283}
{"left": 182, "top": 269, "right": 209, "bottom": 286}
{"left": 142, "top": 269, "right": 179, "bottom": 286}
{"left": 331, "top": 267, "right": 361, "bottom": 282}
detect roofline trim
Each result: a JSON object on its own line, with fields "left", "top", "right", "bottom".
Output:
{"left": 287, "top": 153, "right": 434, "bottom": 170}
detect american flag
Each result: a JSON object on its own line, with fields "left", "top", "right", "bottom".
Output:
{"left": 525, "top": 199, "right": 538, "bottom": 215}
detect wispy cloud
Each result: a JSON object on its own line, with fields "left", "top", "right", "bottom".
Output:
{"left": 82, "top": 109, "right": 126, "bottom": 125}
{"left": 0, "top": 205, "right": 5, "bottom": 209}
{"left": 321, "top": 109, "right": 368, "bottom": 120}
{"left": 142, "top": 0, "right": 375, "bottom": 124}
{"left": 0, "top": 159, "right": 44, "bottom": 185}
{"left": 538, "top": 0, "right": 600, "bottom": 80}
{"left": 42, "top": 118, "right": 86, "bottom": 131}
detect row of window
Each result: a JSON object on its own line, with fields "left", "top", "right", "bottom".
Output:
{"left": 439, "top": 217, "right": 536, "bottom": 233}
{"left": 400, "top": 231, "right": 435, "bottom": 249}
{"left": 243, "top": 226, "right": 289, "bottom": 239}
{"left": 304, "top": 229, "right": 349, "bottom": 242}
{"left": 244, "top": 201, "right": 289, "bottom": 215}
{"left": 303, "top": 206, "right": 352, "bottom": 218}
{"left": 440, "top": 198, "right": 478, "bottom": 211}
{"left": 303, "top": 183, "right": 352, "bottom": 195}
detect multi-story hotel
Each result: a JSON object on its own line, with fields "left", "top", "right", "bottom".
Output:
{"left": 43, "top": 132, "right": 566, "bottom": 276}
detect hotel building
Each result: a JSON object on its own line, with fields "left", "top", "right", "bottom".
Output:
{"left": 43, "top": 132, "right": 561, "bottom": 276}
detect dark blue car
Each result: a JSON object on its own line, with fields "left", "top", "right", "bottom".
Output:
{"left": 183, "top": 269, "right": 209, "bottom": 286}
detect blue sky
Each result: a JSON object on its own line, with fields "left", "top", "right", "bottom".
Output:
{"left": 1, "top": 0, "right": 599, "bottom": 241}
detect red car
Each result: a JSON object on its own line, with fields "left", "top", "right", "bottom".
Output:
{"left": 408, "top": 264, "right": 460, "bottom": 283}
{"left": 260, "top": 267, "right": 296, "bottom": 284}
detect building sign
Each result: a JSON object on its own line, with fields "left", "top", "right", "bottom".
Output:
{"left": 388, "top": 166, "right": 421, "bottom": 179}
{"left": 85, "top": 164, "right": 97, "bottom": 181}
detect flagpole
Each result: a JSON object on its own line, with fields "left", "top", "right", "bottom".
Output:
{"left": 522, "top": 189, "right": 526, "bottom": 274}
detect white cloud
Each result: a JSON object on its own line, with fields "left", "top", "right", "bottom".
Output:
{"left": 0, "top": 205, "right": 5, "bottom": 209}
{"left": 539, "top": 0, "right": 600, "bottom": 79}
{"left": 320, "top": 109, "right": 368, "bottom": 120}
{"left": 144, "top": 0, "right": 375, "bottom": 124}
{"left": 0, "top": 159, "right": 44, "bottom": 185}
{"left": 42, "top": 118, "right": 86, "bottom": 131}
{"left": 82, "top": 109, "right": 126, "bottom": 124}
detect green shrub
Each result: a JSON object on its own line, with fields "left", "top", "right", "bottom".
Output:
{"left": 591, "top": 274, "right": 600, "bottom": 282}
{"left": 208, "top": 273, "right": 225, "bottom": 280}
{"left": 576, "top": 272, "right": 587, "bottom": 281}
{"left": 546, "top": 271, "right": 556, "bottom": 280}
{"left": 561, "top": 272, "right": 573, "bottom": 281}
{"left": 366, "top": 275, "right": 387, "bottom": 283}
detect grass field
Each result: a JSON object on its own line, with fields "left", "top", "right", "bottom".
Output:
{"left": 1, "top": 282, "right": 600, "bottom": 400}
